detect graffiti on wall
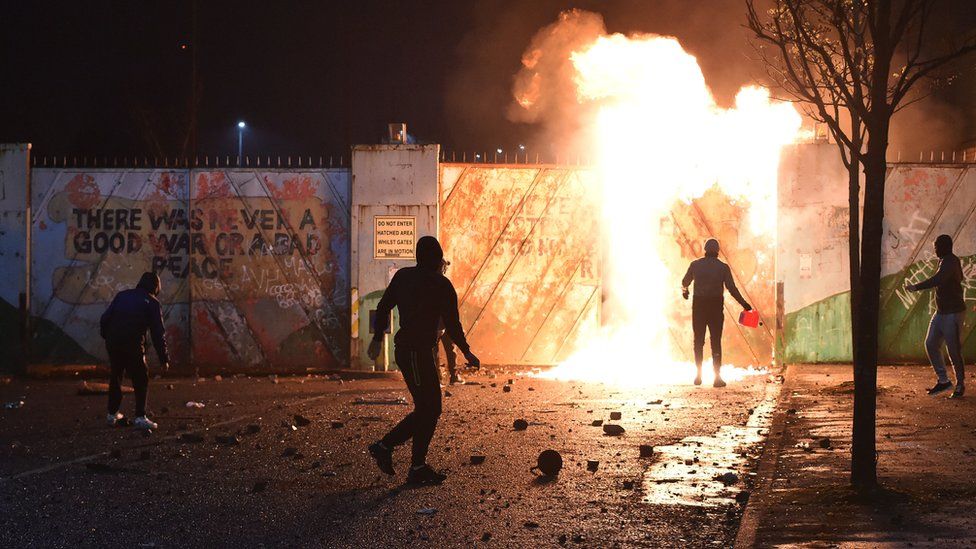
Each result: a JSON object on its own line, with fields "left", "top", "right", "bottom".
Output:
{"left": 30, "top": 169, "right": 351, "bottom": 371}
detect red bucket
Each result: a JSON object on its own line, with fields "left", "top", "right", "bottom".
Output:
{"left": 738, "top": 309, "right": 761, "bottom": 328}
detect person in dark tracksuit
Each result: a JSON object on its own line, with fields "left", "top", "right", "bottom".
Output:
{"left": 906, "top": 234, "right": 966, "bottom": 398}
{"left": 100, "top": 272, "right": 170, "bottom": 430}
{"left": 681, "top": 239, "right": 752, "bottom": 387}
{"left": 367, "top": 236, "right": 480, "bottom": 485}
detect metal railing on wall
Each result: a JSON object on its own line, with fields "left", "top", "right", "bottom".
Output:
{"left": 30, "top": 155, "right": 348, "bottom": 169}
{"left": 439, "top": 150, "right": 596, "bottom": 166}
{"left": 890, "top": 150, "right": 976, "bottom": 164}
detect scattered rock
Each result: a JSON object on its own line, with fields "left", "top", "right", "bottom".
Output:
{"left": 180, "top": 433, "right": 205, "bottom": 443}
{"left": 735, "top": 490, "right": 750, "bottom": 503}
{"left": 610, "top": 411, "right": 622, "bottom": 420}
{"left": 330, "top": 421, "right": 344, "bottom": 429}
{"left": 586, "top": 460, "right": 600, "bottom": 472}
{"left": 523, "top": 521, "right": 539, "bottom": 529}
{"left": 513, "top": 419, "right": 529, "bottom": 431}
{"left": 185, "top": 401, "right": 205, "bottom": 409}
{"left": 591, "top": 419, "right": 604, "bottom": 427}
{"left": 502, "top": 385, "right": 511, "bottom": 393}
{"left": 294, "top": 414, "right": 312, "bottom": 427}
{"left": 166, "top": 384, "right": 175, "bottom": 390}
{"left": 4, "top": 400, "right": 25, "bottom": 409}
{"left": 216, "top": 435, "right": 240, "bottom": 445}
{"left": 481, "top": 533, "right": 492, "bottom": 542}
{"left": 213, "top": 375, "right": 222, "bottom": 382}
{"left": 534, "top": 449, "right": 563, "bottom": 477}
{"left": 416, "top": 508, "right": 438, "bottom": 515}
{"left": 716, "top": 472, "right": 739, "bottom": 485}
{"left": 558, "top": 533, "right": 568, "bottom": 545}
{"left": 353, "top": 397, "right": 408, "bottom": 406}
{"left": 602, "top": 424, "right": 625, "bottom": 436}
{"left": 282, "top": 447, "right": 298, "bottom": 457}
{"left": 470, "top": 455, "right": 486, "bottom": 465}
{"left": 244, "top": 424, "right": 261, "bottom": 435}
{"left": 818, "top": 437, "right": 832, "bottom": 449}
{"left": 647, "top": 399, "right": 663, "bottom": 405}
{"left": 639, "top": 444, "right": 654, "bottom": 458}
{"left": 77, "top": 381, "right": 133, "bottom": 395}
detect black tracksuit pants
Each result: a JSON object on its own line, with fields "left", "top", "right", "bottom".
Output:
{"left": 692, "top": 298, "right": 724, "bottom": 371}
{"left": 106, "top": 345, "right": 149, "bottom": 417}
{"left": 382, "top": 346, "right": 442, "bottom": 467}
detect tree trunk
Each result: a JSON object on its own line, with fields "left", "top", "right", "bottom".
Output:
{"left": 851, "top": 135, "right": 887, "bottom": 490}
{"left": 848, "top": 121, "right": 862, "bottom": 366}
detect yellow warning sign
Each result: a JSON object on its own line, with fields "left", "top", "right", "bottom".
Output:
{"left": 374, "top": 215, "right": 416, "bottom": 259}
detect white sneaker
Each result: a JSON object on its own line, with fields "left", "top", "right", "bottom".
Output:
{"left": 133, "top": 416, "right": 157, "bottom": 430}
{"left": 107, "top": 412, "right": 124, "bottom": 426}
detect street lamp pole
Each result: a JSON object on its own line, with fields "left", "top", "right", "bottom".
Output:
{"left": 237, "top": 121, "right": 246, "bottom": 164}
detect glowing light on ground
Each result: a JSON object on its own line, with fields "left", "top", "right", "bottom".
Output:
{"left": 538, "top": 32, "right": 801, "bottom": 387}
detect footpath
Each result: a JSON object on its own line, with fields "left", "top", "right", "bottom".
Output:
{"left": 737, "top": 364, "right": 976, "bottom": 548}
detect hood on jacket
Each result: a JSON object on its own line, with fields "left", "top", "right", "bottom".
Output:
{"left": 136, "top": 272, "right": 161, "bottom": 296}
{"left": 416, "top": 236, "right": 444, "bottom": 271}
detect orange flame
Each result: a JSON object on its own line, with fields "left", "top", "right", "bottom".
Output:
{"left": 541, "top": 33, "right": 801, "bottom": 386}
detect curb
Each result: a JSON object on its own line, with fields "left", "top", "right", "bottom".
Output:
{"left": 734, "top": 366, "right": 798, "bottom": 549}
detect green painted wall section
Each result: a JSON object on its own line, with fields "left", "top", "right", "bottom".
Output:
{"left": 784, "top": 255, "right": 976, "bottom": 363}
{"left": 784, "top": 291, "right": 853, "bottom": 363}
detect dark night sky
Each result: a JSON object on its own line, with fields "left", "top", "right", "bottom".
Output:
{"left": 2, "top": 0, "right": 974, "bottom": 159}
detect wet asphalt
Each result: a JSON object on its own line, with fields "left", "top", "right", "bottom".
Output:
{"left": 0, "top": 368, "right": 779, "bottom": 548}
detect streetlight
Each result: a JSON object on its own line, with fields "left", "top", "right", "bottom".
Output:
{"left": 237, "top": 121, "right": 246, "bottom": 163}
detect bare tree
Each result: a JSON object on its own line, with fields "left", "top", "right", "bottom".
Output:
{"left": 746, "top": 0, "right": 976, "bottom": 490}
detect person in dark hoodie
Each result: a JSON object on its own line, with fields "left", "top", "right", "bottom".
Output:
{"left": 100, "top": 272, "right": 170, "bottom": 430}
{"left": 367, "top": 236, "right": 480, "bottom": 485}
{"left": 681, "top": 239, "right": 752, "bottom": 387}
{"left": 906, "top": 234, "right": 966, "bottom": 398}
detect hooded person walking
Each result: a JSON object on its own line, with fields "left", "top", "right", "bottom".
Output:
{"left": 681, "top": 239, "right": 752, "bottom": 387}
{"left": 906, "top": 234, "right": 967, "bottom": 398}
{"left": 99, "top": 272, "right": 170, "bottom": 430}
{"left": 367, "top": 236, "right": 480, "bottom": 485}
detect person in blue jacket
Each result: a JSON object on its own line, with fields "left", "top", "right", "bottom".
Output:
{"left": 100, "top": 272, "right": 170, "bottom": 430}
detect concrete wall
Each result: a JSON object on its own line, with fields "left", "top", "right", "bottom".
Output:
{"left": 350, "top": 145, "right": 439, "bottom": 369}
{"left": 779, "top": 143, "right": 976, "bottom": 363}
{"left": 27, "top": 167, "right": 350, "bottom": 372}
{"left": 0, "top": 144, "right": 31, "bottom": 369}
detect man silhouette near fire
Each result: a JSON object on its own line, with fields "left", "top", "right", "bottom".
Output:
{"left": 681, "top": 238, "right": 751, "bottom": 387}
{"left": 367, "top": 236, "right": 480, "bottom": 485}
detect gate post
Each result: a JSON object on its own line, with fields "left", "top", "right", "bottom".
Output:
{"left": 0, "top": 143, "right": 31, "bottom": 371}
{"left": 350, "top": 143, "right": 440, "bottom": 370}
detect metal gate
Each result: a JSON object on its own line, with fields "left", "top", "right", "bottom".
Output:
{"left": 669, "top": 188, "right": 776, "bottom": 367}
{"left": 439, "top": 164, "right": 601, "bottom": 365}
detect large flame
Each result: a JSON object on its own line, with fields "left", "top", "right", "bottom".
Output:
{"left": 540, "top": 33, "right": 801, "bottom": 386}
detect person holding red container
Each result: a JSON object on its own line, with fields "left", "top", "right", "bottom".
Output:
{"left": 681, "top": 239, "right": 753, "bottom": 387}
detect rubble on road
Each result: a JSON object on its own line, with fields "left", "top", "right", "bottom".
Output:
{"left": 77, "top": 381, "right": 133, "bottom": 395}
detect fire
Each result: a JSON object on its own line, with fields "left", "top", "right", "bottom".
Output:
{"left": 539, "top": 32, "right": 801, "bottom": 386}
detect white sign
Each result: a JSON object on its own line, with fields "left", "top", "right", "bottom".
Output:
{"left": 374, "top": 216, "right": 416, "bottom": 259}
